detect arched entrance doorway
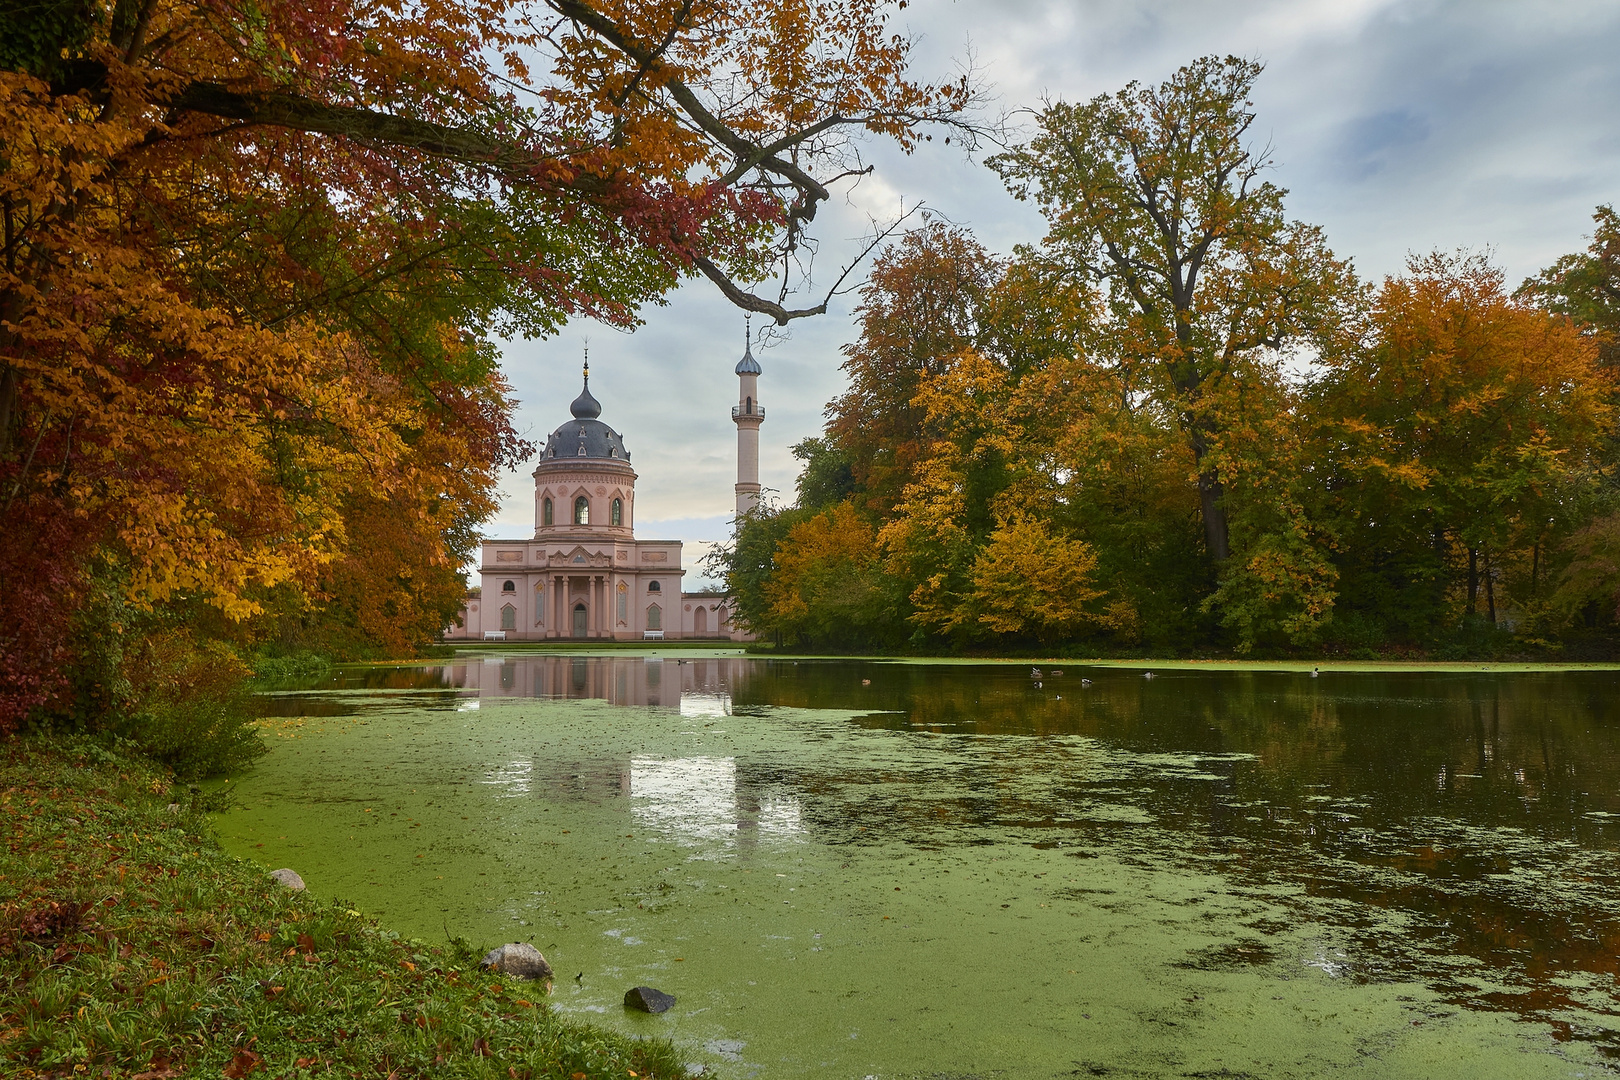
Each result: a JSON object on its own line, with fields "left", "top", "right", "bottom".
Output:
{"left": 572, "top": 602, "right": 588, "bottom": 638}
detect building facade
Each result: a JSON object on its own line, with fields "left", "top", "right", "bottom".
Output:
{"left": 448, "top": 340, "right": 762, "bottom": 642}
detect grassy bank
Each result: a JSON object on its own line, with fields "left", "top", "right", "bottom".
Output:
{"left": 0, "top": 738, "right": 683, "bottom": 1080}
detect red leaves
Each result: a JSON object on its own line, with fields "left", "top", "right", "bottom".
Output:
{"left": 223, "top": 1048, "right": 263, "bottom": 1078}
{"left": 130, "top": 1051, "right": 182, "bottom": 1079}
{"left": 15, "top": 898, "right": 92, "bottom": 940}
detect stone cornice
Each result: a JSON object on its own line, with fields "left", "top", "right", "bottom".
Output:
{"left": 532, "top": 460, "right": 637, "bottom": 481}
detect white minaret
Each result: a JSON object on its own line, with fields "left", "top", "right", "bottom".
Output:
{"left": 732, "top": 318, "right": 764, "bottom": 519}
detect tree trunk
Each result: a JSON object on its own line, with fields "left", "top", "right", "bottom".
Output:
{"left": 1198, "top": 470, "right": 1230, "bottom": 562}
{"left": 1485, "top": 550, "right": 1497, "bottom": 625}
{"left": 1466, "top": 547, "right": 1479, "bottom": 616}
{"left": 1187, "top": 427, "right": 1230, "bottom": 562}
{"left": 0, "top": 363, "right": 15, "bottom": 454}
{"left": 1530, "top": 541, "right": 1540, "bottom": 598}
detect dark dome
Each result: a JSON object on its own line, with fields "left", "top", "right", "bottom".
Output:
{"left": 542, "top": 369, "right": 630, "bottom": 462}
{"left": 541, "top": 418, "right": 629, "bottom": 462}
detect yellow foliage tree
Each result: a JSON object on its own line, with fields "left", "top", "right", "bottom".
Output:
{"left": 961, "top": 514, "right": 1123, "bottom": 644}
{"left": 763, "top": 502, "right": 890, "bottom": 646}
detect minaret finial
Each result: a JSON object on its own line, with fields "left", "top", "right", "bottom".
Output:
{"left": 745, "top": 313, "right": 751, "bottom": 350}
{"left": 582, "top": 340, "right": 589, "bottom": 383}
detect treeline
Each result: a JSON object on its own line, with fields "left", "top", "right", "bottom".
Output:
{"left": 713, "top": 59, "right": 1620, "bottom": 659}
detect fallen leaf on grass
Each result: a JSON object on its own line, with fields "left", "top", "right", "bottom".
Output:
{"left": 130, "top": 1052, "right": 181, "bottom": 1079}
{"left": 223, "top": 1048, "right": 262, "bottom": 1078}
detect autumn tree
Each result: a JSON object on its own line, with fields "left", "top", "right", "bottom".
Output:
{"left": 1517, "top": 212, "right": 1620, "bottom": 634}
{"left": 0, "top": 0, "right": 972, "bottom": 727}
{"left": 957, "top": 514, "right": 1119, "bottom": 645}
{"left": 825, "top": 222, "right": 1000, "bottom": 514}
{"left": 1313, "top": 252, "right": 1611, "bottom": 638}
{"left": 989, "top": 56, "right": 1353, "bottom": 564}
{"left": 762, "top": 502, "right": 895, "bottom": 647}
{"left": 1519, "top": 205, "right": 1620, "bottom": 371}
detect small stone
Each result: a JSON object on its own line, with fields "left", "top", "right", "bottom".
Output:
{"left": 624, "top": 986, "right": 676, "bottom": 1013}
{"left": 166, "top": 803, "right": 181, "bottom": 814}
{"left": 479, "top": 942, "right": 554, "bottom": 982}
{"left": 268, "top": 868, "right": 305, "bottom": 891}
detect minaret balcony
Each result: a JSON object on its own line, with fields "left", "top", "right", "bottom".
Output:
{"left": 731, "top": 404, "right": 765, "bottom": 419}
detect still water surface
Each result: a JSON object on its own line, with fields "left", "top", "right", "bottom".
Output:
{"left": 220, "top": 655, "right": 1620, "bottom": 1078}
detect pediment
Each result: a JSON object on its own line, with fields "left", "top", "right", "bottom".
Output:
{"left": 548, "top": 545, "right": 612, "bottom": 567}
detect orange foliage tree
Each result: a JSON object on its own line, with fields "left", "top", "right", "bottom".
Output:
{"left": 0, "top": 0, "right": 971, "bottom": 725}
{"left": 1313, "top": 252, "right": 1612, "bottom": 634}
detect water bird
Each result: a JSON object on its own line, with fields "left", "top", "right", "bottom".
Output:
{"left": 1033, "top": 681, "right": 1042, "bottom": 689}
{"left": 1031, "top": 667, "right": 1043, "bottom": 678}
{"left": 1310, "top": 667, "right": 1320, "bottom": 678}
{"left": 1144, "top": 672, "right": 1155, "bottom": 679}
{"left": 575, "top": 972, "right": 583, "bottom": 983}
{"left": 1080, "top": 678, "right": 1092, "bottom": 687}
{"left": 861, "top": 678, "right": 871, "bottom": 686}
{"left": 1050, "top": 669, "right": 1063, "bottom": 676}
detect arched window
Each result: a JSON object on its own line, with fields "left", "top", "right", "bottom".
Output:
{"left": 574, "top": 495, "right": 589, "bottom": 524}
{"left": 611, "top": 498, "right": 623, "bottom": 526}
{"left": 501, "top": 580, "right": 515, "bottom": 593}
{"left": 500, "top": 604, "right": 516, "bottom": 630}
{"left": 646, "top": 603, "right": 662, "bottom": 630}
{"left": 647, "top": 580, "right": 661, "bottom": 593}
{"left": 746, "top": 395, "right": 752, "bottom": 412}
{"left": 542, "top": 497, "right": 553, "bottom": 526}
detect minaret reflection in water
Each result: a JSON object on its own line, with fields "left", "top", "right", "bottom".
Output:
{"left": 457, "top": 654, "right": 804, "bottom": 849}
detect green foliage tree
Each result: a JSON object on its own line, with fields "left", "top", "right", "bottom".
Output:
{"left": 988, "top": 56, "right": 1355, "bottom": 566}
{"left": 791, "top": 437, "right": 858, "bottom": 510}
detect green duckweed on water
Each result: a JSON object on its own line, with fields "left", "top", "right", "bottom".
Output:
{"left": 215, "top": 655, "right": 1620, "bottom": 1078}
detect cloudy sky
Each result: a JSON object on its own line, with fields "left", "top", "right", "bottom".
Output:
{"left": 489, "top": 0, "right": 1620, "bottom": 586}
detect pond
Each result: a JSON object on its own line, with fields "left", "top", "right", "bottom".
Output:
{"left": 219, "top": 654, "right": 1620, "bottom": 1078}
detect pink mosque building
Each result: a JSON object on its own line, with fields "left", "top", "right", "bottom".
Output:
{"left": 446, "top": 335, "right": 764, "bottom": 642}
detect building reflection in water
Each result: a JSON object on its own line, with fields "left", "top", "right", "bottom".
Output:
{"left": 439, "top": 654, "right": 752, "bottom": 710}
{"left": 455, "top": 655, "right": 803, "bottom": 848}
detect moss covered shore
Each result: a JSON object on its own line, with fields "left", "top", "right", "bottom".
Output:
{"left": 0, "top": 738, "right": 682, "bottom": 1080}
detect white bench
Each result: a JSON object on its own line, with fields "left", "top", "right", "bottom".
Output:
{"left": 483, "top": 630, "right": 507, "bottom": 641}
{"left": 643, "top": 630, "right": 664, "bottom": 640}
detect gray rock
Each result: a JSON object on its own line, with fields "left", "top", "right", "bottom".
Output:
{"left": 624, "top": 985, "right": 677, "bottom": 1013}
{"left": 268, "top": 868, "right": 305, "bottom": 891}
{"left": 479, "top": 942, "right": 554, "bottom": 982}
